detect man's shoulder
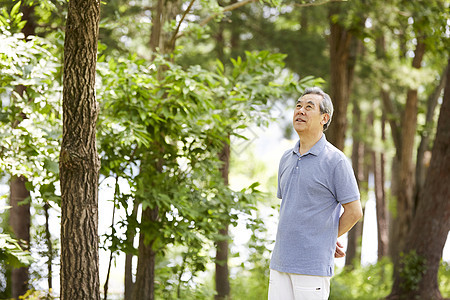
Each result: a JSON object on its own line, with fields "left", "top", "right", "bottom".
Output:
{"left": 321, "top": 141, "right": 349, "bottom": 164}
{"left": 279, "top": 148, "right": 293, "bottom": 164}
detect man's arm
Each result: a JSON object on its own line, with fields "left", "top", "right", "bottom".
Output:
{"left": 338, "top": 200, "right": 363, "bottom": 237}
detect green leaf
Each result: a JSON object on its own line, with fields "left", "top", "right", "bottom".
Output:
{"left": 10, "top": 1, "right": 21, "bottom": 18}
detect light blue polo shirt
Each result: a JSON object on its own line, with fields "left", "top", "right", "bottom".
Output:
{"left": 270, "top": 134, "right": 360, "bottom": 277}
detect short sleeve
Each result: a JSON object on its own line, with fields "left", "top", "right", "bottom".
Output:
{"left": 333, "top": 158, "right": 360, "bottom": 204}
{"left": 277, "top": 159, "right": 282, "bottom": 199}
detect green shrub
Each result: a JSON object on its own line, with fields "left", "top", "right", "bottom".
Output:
{"left": 330, "top": 258, "right": 393, "bottom": 300}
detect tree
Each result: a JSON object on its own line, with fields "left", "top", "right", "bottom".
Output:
{"left": 373, "top": 112, "right": 389, "bottom": 259}
{"left": 327, "top": 2, "right": 360, "bottom": 150}
{"left": 369, "top": 0, "right": 449, "bottom": 272}
{"left": 414, "top": 63, "right": 448, "bottom": 207}
{"left": 387, "top": 57, "right": 450, "bottom": 300}
{"left": 9, "top": 175, "right": 30, "bottom": 298}
{"left": 8, "top": 2, "right": 38, "bottom": 296}
{"left": 59, "top": 0, "right": 101, "bottom": 298}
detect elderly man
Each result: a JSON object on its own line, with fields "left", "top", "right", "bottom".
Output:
{"left": 268, "top": 87, "right": 363, "bottom": 300}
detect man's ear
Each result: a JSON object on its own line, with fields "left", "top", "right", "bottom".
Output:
{"left": 321, "top": 113, "right": 330, "bottom": 125}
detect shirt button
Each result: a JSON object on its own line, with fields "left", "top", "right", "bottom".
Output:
{"left": 296, "top": 167, "right": 298, "bottom": 169}
{"left": 298, "top": 158, "right": 301, "bottom": 160}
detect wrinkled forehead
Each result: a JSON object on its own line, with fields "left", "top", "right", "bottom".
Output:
{"left": 296, "top": 93, "right": 323, "bottom": 105}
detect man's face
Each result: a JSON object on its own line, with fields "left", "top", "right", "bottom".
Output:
{"left": 293, "top": 94, "right": 329, "bottom": 135}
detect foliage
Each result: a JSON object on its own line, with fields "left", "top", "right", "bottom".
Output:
{"left": 0, "top": 7, "right": 61, "bottom": 292}
{"left": 95, "top": 37, "right": 318, "bottom": 291}
{"left": 0, "top": 232, "right": 33, "bottom": 268}
{"left": 0, "top": 1, "right": 26, "bottom": 32}
{"left": 18, "top": 289, "right": 56, "bottom": 300}
{"left": 0, "top": 24, "right": 61, "bottom": 183}
{"left": 398, "top": 250, "right": 427, "bottom": 292}
{"left": 438, "top": 261, "right": 450, "bottom": 296}
{"left": 330, "top": 259, "right": 393, "bottom": 300}
{"left": 330, "top": 259, "right": 450, "bottom": 299}
{"left": 0, "top": 207, "right": 33, "bottom": 289}
{"left": 230, "top": 216, "right": 272, "bottom": 300}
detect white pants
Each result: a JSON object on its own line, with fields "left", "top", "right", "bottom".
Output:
{"left": 268, "top": 269, "right": 331, "bottom": 300}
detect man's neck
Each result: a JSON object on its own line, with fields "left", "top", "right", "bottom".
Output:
{"left": 298, "top": 132, "right": 323, "bottom": 155}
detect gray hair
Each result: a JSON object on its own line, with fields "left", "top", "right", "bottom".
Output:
{"left": 300, "top": 87, "right": 334, "bottom": 131}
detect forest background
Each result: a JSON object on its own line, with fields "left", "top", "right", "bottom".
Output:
{"left": 1, "top": 0, "right": 449, "bottom": 299}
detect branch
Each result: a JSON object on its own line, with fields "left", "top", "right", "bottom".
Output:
{"left": 199, "top": 0, "right": 257, "bottom": 27}
{"left": 294, "top": 0, "right": 348, "bottom": 8}
{"left": 169, "top": 0, "right": 196, "bottom": 48}
{"left": 380, "top": 89, "right": 401, "bottom": 152}
{"left": 175, "top": 0, "right": 258, "bottom": 40}
{"left": 175, "top": 0, "right": 347, "bottom": 41}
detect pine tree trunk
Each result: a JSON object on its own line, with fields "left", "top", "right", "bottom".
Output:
{"left": 327, "top": 5, "right": 357, "bottom": 150}
{"left": 373, "top": 114, "right": 388, "bottom": 258}
{"left": 387, "top": 57, "right": 450, "bottom": 300}
{"left": 414, "top": 63, "right": 448, "bottom": 210}
{"left": 59, "top": 0, "right": 101, "bottom": 299}
{"left": 131, "top": 207, "right": 158, "bottom": 300}
{"left": 10, "top": 176, "right": 30, "bottom": 298}
{"left": 131, "top": 2, "right": 165, "bottom": 299}
{"left": 345, "top": 100, "right": 364, "bottom": 268}
{"left": 390, "top": 39, "right": 426, "bottom": 269}
{"left": 215, "top": 140, "right": 231, "bottom": 300}
{"left": 44, "top": 202, "right": 53, "bottom": 291}
{"left": 213, "top": 6, "right": 241, "bottom": 296}
{"left": 124, "top": 200, "right": 139, "bottom": 300}
{"left": 124, "top": 250, "right": 134, "bottom": 300}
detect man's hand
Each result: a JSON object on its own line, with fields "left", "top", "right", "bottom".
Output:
{"left": 335, "top": 241, "right": 345, "bottom": 258}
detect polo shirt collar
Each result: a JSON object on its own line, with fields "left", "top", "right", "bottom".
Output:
{"left": 293, "top": 134, "right": 327, "bottom": 156}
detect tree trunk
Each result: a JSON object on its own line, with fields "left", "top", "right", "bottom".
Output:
{"left": 345, "top": 99, "right": 364, "bottom": 268}
{"left": 10, "top": 176, "right": 30, "bottom": 298}
{"left": 131, "top": 2, "right": 165, "bottom": 299}
{"left": 131, "top": 207, "right": 158, "bottom": 300}
{"left": 9, "top": 4, "right": 37, "bottom": 296}
{"left": 387, "top": 57, "right": 450, "bottom": 300}
{"left": 124, "top": 252, "right": 134, "bottom": 300}
{"left": 59, "top": 0, "right": 101, "bottom": 299}
{"left": 374, "top": 113, "right": 389, "bottom": 258}
{"left": 124, "top": 199, "right": 139, "bottom": 300}
{"left": 44, "top": 202, "right": 53, "bottom": 291}
{"left": 229, "top": 0, "right": 240, "bottom": 59}
{"left": 390, "top": 39, "right": 426, "bottom": 268}
{"left": 414, "top": 63, "right": 448, "bottom": 211}
{"left": 149, "top": 0, "right": 164, "bottom": 54}
{"left": 215, "top": 140, "right": 231, "bottom": 300}
{"left": 327, "top": 5, "right": 359, "bottom": 150}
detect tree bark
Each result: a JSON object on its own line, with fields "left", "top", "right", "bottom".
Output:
{"left": 327, "top": 5, "right": 357, "bottom": 150}
{"left": 213, "top": 3, "right": 241, "bottom": 296}
{"left": 59, "top": 0, "right": 101, "bottom": 299}
{"left": 150, "top": 0, "right": 164, "bottom": 54}
{"left": 414, "top": 63, "right": 448, "bottom": 211}
{"left": 215, "top": 139, "right": 231, "bottom": 300}
{"left": 387, "top": 57, "right": 450, "bottom": 300}
{"left": 44, "top": 202, "right": 53, "bottom": 291}
{"left": 124, "top": 199, "right": 139, "bottom": 300}
{"left": 131, "top": 2, "right": 165, "bottom": 299}
{"left": 390, "top": 39, "right": 426, "bottom": 268}
{"left": 374, "top": 113, "right": 389, "bottom": 259}
{"left": 10, "top": 176, "right": 30, "bottom": 298}
{"left": 345, "top": 99, "right": 364, "bottom": 268}
{"left": 131, "top": 207, "right": 158, "bottom": 300}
